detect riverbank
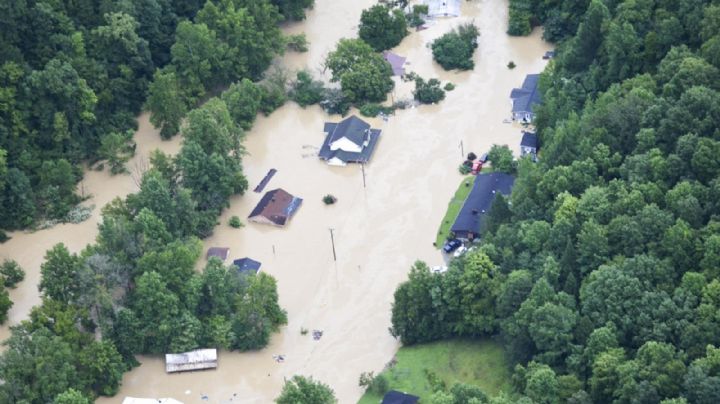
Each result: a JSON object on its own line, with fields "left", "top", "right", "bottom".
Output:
{"left": 358, "top": 339, "right": 512, "bottom": 403}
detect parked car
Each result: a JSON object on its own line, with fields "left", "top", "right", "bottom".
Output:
{"left": 453, "top": 245, "right": 468, "bottom": 258}
{"left": 443, "top": 239, "right": 462, "bottom": 253}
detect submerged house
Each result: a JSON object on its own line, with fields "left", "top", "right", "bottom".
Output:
{"left": 382, "top": 390, "right": 420, "bottom": 404}
{"left": 319, "top": 115, "right": 381, "bottom": 166}
{"left": 510, "top": 74, "right": 542, "bottom": 122}
{"left": 424, "top": 0, "right": 461, "bottom": 18}
{"left": 450, "top": 172, "right": 515, "bottom": 240}
{"left": 165, "top": 348, "right": 217, "bottom": 373}
{"left": 383, "top": 51, "right": 407, "bottom": 76}
{"left": 248, "top": 188, "right": 303, "bottom": 227}
{"left": 520, "top": 131, "right": 538, "bottom": 161}
{"left": 232, "top": 257, "right": 262, "bottom": 275}
{"left": 206, "top": 247, "right": 229, "bottom": 261}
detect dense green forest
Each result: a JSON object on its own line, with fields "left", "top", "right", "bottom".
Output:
{"left": 392, "top": 0, "right": 720, "bottom": 402}
{"left": 0, "top": 0, "right": 316, "bottom": 402}
{"left": 0, "top": 0, "right": 311, "bottom": 234}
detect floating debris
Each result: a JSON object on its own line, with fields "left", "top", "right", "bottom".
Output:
{"left": 312, "top": 330, "right": 324, "bottom": 340}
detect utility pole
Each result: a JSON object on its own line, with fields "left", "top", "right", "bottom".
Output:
{"left": 459, "top": 140, "right": 464, "bottom": 158}
{"left": 361, "top": 163, "right": 366, "bottom": 188}
{"left": 329, "top": 228, "right": 337, "bottom": 261}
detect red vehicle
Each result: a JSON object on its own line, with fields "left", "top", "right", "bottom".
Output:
{"left": 471, "top": 161, "right": 483, "bottom": 175}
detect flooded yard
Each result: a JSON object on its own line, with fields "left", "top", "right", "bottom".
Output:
{"left": 0, "top": 0, "right": 550, "bottom": 402}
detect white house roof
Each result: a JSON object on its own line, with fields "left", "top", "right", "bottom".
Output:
{"left": 425, "top": 0, "right": 461, "bottom": 18}
{"left": 165, "top": 348, "right": 218, "bottom": 373}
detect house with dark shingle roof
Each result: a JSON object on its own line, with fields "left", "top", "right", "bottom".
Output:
{"left": 520, "top": 131, "right": 538, "bottom": 161}
{"left": 510, "top": 74, "right": 542, "bottom": 122}
{"left": 248, "top": 189, "right": 302, "bottom": 227}
{"left": 319, "top": 115, "right": 381, "bottom": 166}
{"left": 451, "top": 172, "right": 515, "bottom": 240}
{"left": 232, "top": 257, "right": 262, "bottom": 275}
{"left": 206, "top": 247, "right": 230, "bottom": 261}
{"left": 382, "top": 390, "right": 420, "bottom": 404}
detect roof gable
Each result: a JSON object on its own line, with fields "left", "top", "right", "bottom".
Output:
{"left": 521, "top": 132, "right": 538, "bottom": 148}
{"left": 330, "top": 115, "right": 371, "bottom": 146}
{"left": 248, "top": 189, "right": 302, "bottom": 226}
{"left": 510, "top": 74, "right": 542, "bottom": 114}
{"left": 451, "top": 173, "right": 515, "bottom": 236}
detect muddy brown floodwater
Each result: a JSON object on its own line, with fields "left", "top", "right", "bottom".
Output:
{"left": 1, "top": 0, "right": 550, "bottom": 402}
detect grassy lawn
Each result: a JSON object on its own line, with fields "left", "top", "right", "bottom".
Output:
{"left": 435, "top": 175, "right": 475, "bottom": 247}
{"left": 358, "top": 339, "right": 512, "bottom": 403}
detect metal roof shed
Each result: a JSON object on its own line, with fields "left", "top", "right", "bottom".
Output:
{"left": 165, "top": 348, "right": 218, "bottom": 373}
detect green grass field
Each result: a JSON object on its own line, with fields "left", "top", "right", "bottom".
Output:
{"left": 435, "top": 176, "right": 475, "bottom": 247}
{"left": 357, "top": 339, "right": 512, "bottom": 403}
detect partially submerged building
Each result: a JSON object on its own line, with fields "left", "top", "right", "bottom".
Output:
{"left": 248, "top": 188, "right": 303, "bottom": 227}
{"left": 165, "top": 348, "right": 217, "bottom": 373}
{"left": 450, "top": 172, "right": 515, "bottom": 240}
{"left": 510, "top": 74, "right": 541, "bottom": 122}
{"left": 319, "top": 115, "right": 381, "bottom": 166}
{"left": 383, "top": 51, "right": 407, "bottom": 76}
{"left": 206, "top": 247, "right": 229, "bottom": 261}
{"left": 232, "top": 257, "right": 262, "bottom": 275}
{"left": 424, "top": 0, "right": 461, "bottom": 18}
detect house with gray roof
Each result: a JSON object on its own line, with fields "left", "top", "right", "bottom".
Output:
{"left": 319, "top": 115, "right": 381, "bottom": 166}
{"left": 451, "top": 172, "right": 515, "bottom": 240}
{"left": 520, "top": 131, "right": 538, "bottom": 161}
{"left": 510, "top": 74, "right": 541, "bottom": 122}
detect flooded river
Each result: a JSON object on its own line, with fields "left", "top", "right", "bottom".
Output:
{"left": 0, "top": 0, "right": 550, "bottom": 402}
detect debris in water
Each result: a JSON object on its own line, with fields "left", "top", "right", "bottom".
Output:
{"left": 312, "top": 330, "right": 324, "bottom": 340}
{"left": 273, "top": 354, "right": 285, "bottom": 363}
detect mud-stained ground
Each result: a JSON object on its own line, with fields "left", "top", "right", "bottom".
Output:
{"left": 1, "top": 0, "right": 550, "bottom": 402}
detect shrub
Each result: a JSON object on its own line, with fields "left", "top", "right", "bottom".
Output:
{"left": 467, "top": 152, "right": 478, "bottom": 161}
{"left": 258, "top": 66, "right": 289, "bottom": 115}
{"left": 229, "top": 216, "right": 243, "bottom": 228}
{"left": 0, "top": 287, "right": 11, "bottom": 324}
{"left": 1, "top": 260, "right": 25, "bottom": 288}
{"left": 359, "top": 371, "right": 390, "bottom": 395}
{"left": 414, "top": 77, "right": 446, "bottom": 104}
{"left": 431, "top": 23, "right": 479, "bottom": 70}
{"left": 320, "top": 88, "right": 352, "bottom": 116}
{"left": 285, "top": 33, "right": 309, "bottom": 52}
{"left": 360, "top": 103, "right": 394, "bottom": 117}
{"left": 323, "top": 195, "right": 337, "bottom": 205}
{"left": 459, "top": 163, "right": 472, "bottom": 175}
{"left": 508, "top": 61, "right": 517, "bottom": 69}
{"left": 65, "top": 205, "right": 93, "bottom": 224}
{"left": 487, "top": 144, "right": 516, "bottom": 173}
{"left": 290, "top": 70, "right": 325, "bottom": 107}
{"left": 0, "top": 230, "right": 9, "bottom": 243}
{"left": 444, "top": 82, "right": 456, "bottom": 91}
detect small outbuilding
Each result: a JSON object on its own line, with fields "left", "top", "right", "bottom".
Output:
{"left": 382, "top": 390, "right": 420, "bottom": 404}
{"left": 206, "top": 247, "right": 230, "bottom": 261}
{"left": 451, "top": 172, "right": 515, "bottom": 240}
{"left": 248, "top": 188, "right": 303, "bottom": 227}
{"left": 520, "top": 131, "right": 538, "bottom": 161}
{"left": 165, "top": 348, "right": 217, "bottom": 373}
{"left": 510, "top": 74, "right": 542, "bottom": 122}
{"left": 424, "top": 0, "right": 461, "bottom": 18}
{"left": 232, "top": 257, "right": 262, "bottom": 275}
{"left": 383, "top": 51, "right": 407, "bottom": 76}
{"left": 319, "top": 115, "right": 381, "bottom": 166}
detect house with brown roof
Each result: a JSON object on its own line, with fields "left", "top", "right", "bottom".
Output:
{"left": 248, "top": 189, "right": 303, "bottom": 227}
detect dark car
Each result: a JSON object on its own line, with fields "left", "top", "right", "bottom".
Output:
{"left": 443, "top": 239, "right": 462, "bottom": 253}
